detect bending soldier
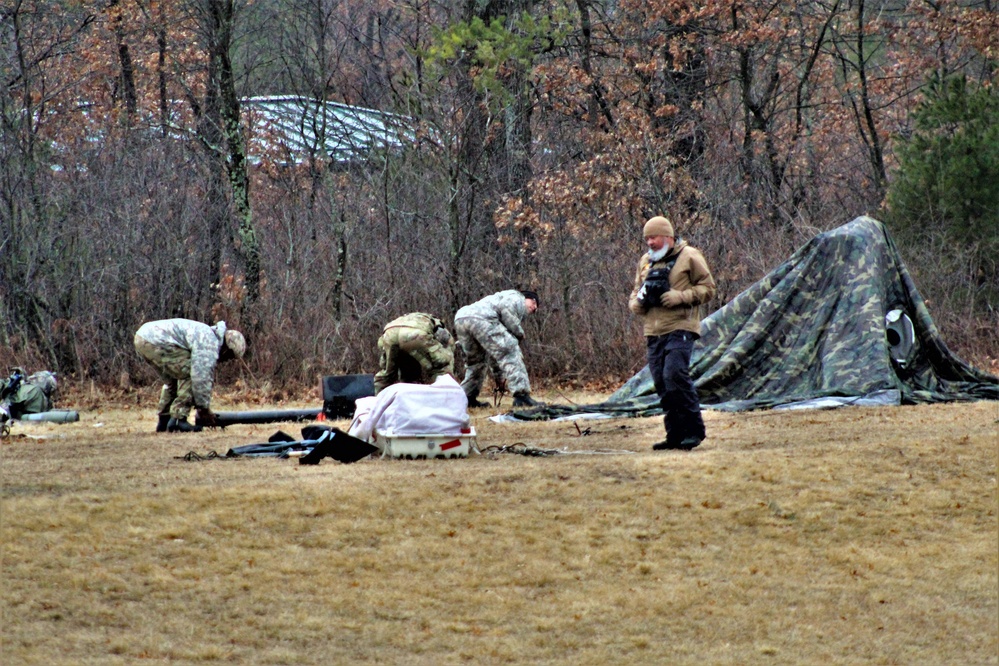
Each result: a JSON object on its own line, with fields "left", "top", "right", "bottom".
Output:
{"left": 374, "top": 312, "right": 455, "bottom": 394}
{"left": 134, "top": 319, "right": 246, "bottom": 433}
{"left": 455, "top": 289, "right": 540, "bottom": 408}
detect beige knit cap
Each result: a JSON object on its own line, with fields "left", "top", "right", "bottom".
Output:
{"left": 643, "top": 216, "right": 674, "bottom": 238}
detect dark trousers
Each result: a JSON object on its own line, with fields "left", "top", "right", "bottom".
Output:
{"left": 647, "top": 331, "right": 704, "bottom": 444}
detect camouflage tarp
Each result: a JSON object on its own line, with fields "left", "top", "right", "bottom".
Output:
{"left": 513, "top": 217, "right": 998, "bottom": 420}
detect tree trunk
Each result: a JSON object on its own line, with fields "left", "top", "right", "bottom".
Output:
{"left": 210, "top": 0, "right": 260, "bottom": 304}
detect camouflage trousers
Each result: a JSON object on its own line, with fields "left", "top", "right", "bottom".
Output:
{"left": 134, "top": 335, "right": 195, "bottom": 420}
{"left": 455, "top": 318, "right": 531, "bottom": 398}
{"left": 374, "top": 326, "right": 454, "bottom": 394}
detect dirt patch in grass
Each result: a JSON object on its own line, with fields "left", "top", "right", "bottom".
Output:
{"left": 2, "top": 390, "right": 997, "bottom": 665}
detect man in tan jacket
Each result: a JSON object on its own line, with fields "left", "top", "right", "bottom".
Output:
{"left": 629, "top": 216, "right": 716, "bottom": 450}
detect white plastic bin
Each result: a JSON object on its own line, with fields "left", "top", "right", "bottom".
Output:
{"left": 375, "top": 428, "right": 476, "bottom": 459}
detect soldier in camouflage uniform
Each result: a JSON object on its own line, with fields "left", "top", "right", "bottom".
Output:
{"left": 373, "top": 312, "right": 455, "bottom": 394}
{"left": 629, "top": 216, "right": 716, "bottom": 450}
{"left": 455, "top": 290, "right": 540, "bottom": 408}
{"left": 133, "top": 319, "right": 246, "bottom": 433}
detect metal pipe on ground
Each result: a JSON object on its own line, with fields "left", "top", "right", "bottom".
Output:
{"left": 196, "top": 409, "right": 323, "bottom": 428}
{"left": 19, "top": 410, "right": 80, "bottom": 423}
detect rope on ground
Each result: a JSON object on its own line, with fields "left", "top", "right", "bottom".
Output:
{"left": 479, "top": 443, "right": 560, "bottom": 457}
{"left": 479, "top": 442, "right": 636, "bottom": 457}
{"left": 174, "top": 450, "right": 228, "bottom": 461}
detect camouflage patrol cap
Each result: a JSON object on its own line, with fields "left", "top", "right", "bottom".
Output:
{"left": 643, "top": 216, "right": 674, "bottom": 238}
{"left": 224, "top": 330, "right": 246, "bottom": 359}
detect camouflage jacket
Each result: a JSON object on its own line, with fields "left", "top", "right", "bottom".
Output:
{"left": 455, "top": 290, "right": 528, "bottom": 340}
{"left": 382, "top": 313, "right": 454, "bottom": 364}
{"left": 135, "top": 319, "right": 227, "bottom": 408}
{"left": 383, "top": 312, "right": 446, "bottom": 337}
{"left": 629, "top": 240, "right": 716, "bottom": 337}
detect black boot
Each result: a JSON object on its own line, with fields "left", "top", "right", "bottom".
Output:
{"left": 652, "top": 436, "right": 701, "bottom": 451}
{"left": 466, "top": 392, "right": 489, "bottom": 408}
{"left": 156, "top": 414, "right": 171, "bottom": 433}
{"left": 679, "top": 436, "right": 703, "bottom": 450}
{"left": 512, "top": 392, "right": 542, "bottom": 407}
{"left": 167, "top": 417, "right": 203, "bottom": 433}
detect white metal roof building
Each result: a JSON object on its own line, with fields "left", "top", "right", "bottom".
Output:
{"left": 242, "top": 95, "right": 417, "bottom": 165}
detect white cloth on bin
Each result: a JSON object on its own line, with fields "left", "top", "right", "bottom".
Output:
{"left": 348, "top": 375, "right": 470, "bottom": 444}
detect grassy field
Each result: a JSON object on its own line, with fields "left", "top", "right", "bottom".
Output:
{"left": 1, "top": 388, "right": 996, "bottom": 665}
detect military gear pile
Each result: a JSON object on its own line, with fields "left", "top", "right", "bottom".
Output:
{"left": 0, "top": 368, "right": 56, "bottom": 421}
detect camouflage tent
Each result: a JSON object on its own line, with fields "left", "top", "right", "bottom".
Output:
{"left": 517, "top": 216, "right": 998, "bottom": 419}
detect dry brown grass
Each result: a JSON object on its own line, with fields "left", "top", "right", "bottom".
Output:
{"left": 2, "top": 389, "right": 997, "bottom": 666}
